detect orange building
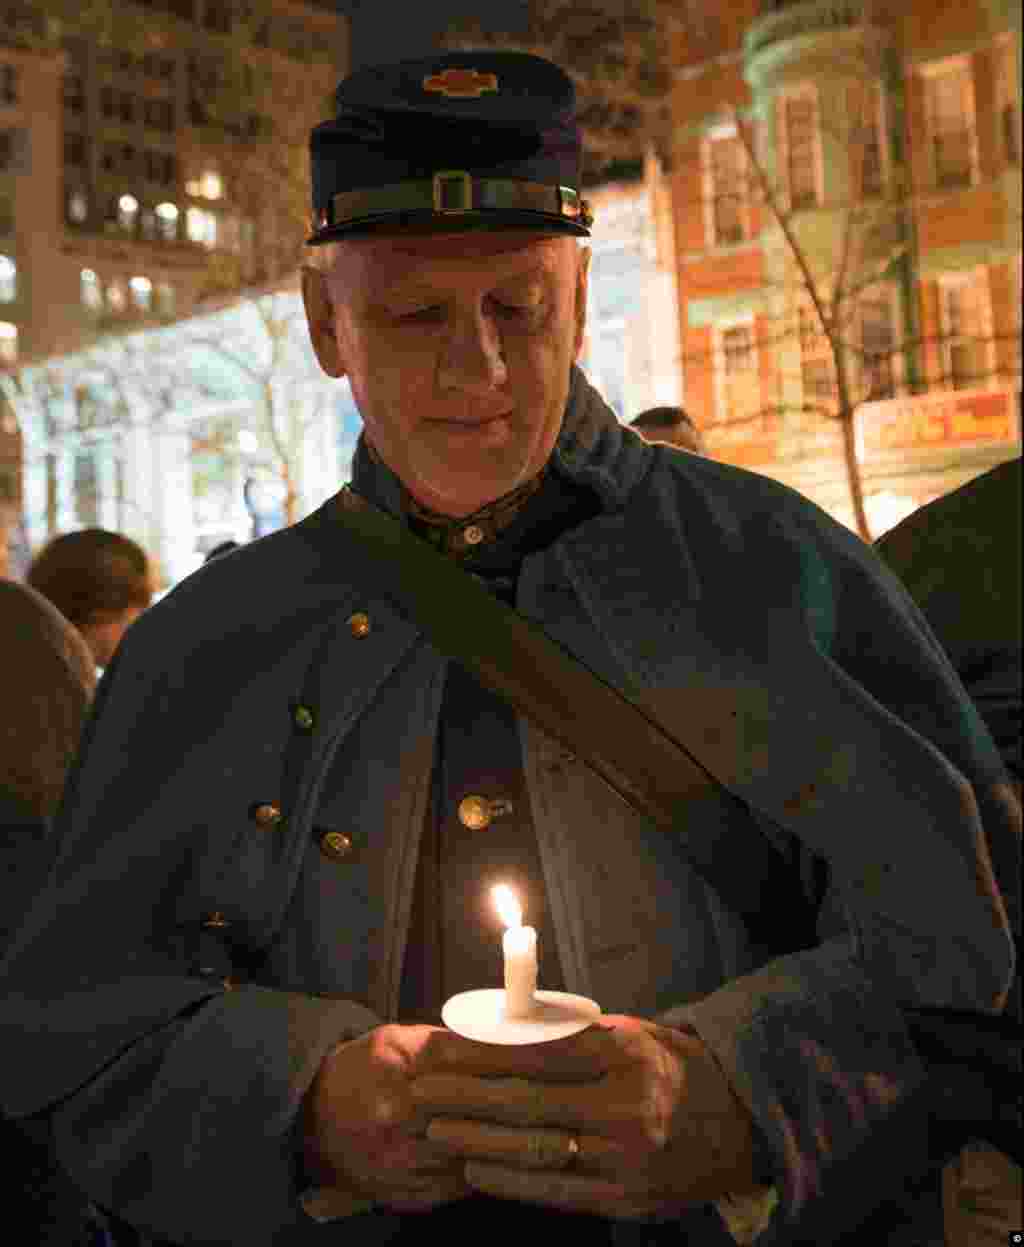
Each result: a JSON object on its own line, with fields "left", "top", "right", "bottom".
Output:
{"left": 665, "top": 0, "right": 1021, "bottom": 535}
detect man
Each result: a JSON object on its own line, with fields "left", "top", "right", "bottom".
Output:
{"left": 629, "top": 406, "right": 706, "bottom": 455}
{"left": 26, "top": 527, "right": 155, "bottom": 669}
{"left": 0, "top": 52, "right": 1016, "bottom": 1247}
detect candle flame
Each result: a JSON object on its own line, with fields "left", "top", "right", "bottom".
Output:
{"left": 492, "top": 883, "right": 522, "bottom": 929}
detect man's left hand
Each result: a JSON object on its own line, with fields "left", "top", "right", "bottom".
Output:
{"left": 408, "top": 1014, "right": 763, "bottom": 1220}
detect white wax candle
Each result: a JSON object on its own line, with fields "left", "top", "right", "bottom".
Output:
{"left": 493, "top": 884, "right": 538, "bottom": 1018}
{"left": 502, "top": 923, "right": 538, "bottom": 1018}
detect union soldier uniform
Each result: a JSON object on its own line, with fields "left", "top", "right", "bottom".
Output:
{"left": 0, "top": 52, "right": 1015, "bottom": 1247}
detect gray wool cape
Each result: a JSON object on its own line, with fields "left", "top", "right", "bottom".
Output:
{"left": 0, "top": 368, "right": 1016, "bottom": 1247}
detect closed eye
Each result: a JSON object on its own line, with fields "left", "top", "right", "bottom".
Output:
{"left": 488, "top": 297, "right": 542, "bottom": 321}
{"left": 397, "top": 305, "right": 445, "bottom": 323}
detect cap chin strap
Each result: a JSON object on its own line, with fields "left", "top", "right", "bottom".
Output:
{"left": 317, "top": 172, "right": 592, "bottom": 235}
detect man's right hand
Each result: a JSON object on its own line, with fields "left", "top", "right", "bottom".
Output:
{"left": 301, "top": 1023, "right": 473, "bottom": 1214}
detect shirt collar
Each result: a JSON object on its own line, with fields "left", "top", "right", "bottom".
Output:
{"left": 361, "top": 435, "right": 550, "bottom": 559}
{"left": 349, "top": 365, "right": 652, "bottom": 542}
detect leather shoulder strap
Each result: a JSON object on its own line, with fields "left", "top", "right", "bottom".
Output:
{"left": 327, "top": 487, "right": 819, "bottom": 957}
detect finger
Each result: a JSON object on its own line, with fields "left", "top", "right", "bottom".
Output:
{"left": 411, "top": 1073, "right": 601, "bottom": 1132}
{"left": 379, "top": 1173, "right": 473, "bottom": 1214}
{"left": 427, "top": 1118, "right": 627, "bottom": 1176}
{"left": 463, "top": 1160, "right": 627, "bottom": 1217}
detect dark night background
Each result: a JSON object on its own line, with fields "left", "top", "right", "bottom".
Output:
{"left": 339, "top": 1, "right": 532, "bottom": 70}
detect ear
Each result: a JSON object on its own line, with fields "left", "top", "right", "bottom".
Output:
{"left": 573, "top": 246, "right": 591, "bottom": 362}
{"left": 300, "top": 266, "right": 345, "bottom": 379}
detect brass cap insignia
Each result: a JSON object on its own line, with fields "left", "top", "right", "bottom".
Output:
{"left": 422, "top": 68, "right": 499, "bottom": 99}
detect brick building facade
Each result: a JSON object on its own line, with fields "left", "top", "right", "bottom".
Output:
{"left": 665, "top": 0, "right": 1021, "bottom": 535}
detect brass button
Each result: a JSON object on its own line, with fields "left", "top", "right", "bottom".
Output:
{"left": 457, "top": 796, "right": 513, "bottom": 829}
{"left": 320, "top": 830, "right": 354, "bottom": 862}
{"left": 251, "top": 802, "right": 283, "bottom": 828}
{"left": 202, "top": 911, "right": 230, "bottom": 929}
{"left": 348, "top": 612, "right": 371, "bottom": 638}
{"left": 463, "top": 524, "right": 485, "bottom": 545}
{"left": 293, "top": 703, "right": 315, "bottom": 731}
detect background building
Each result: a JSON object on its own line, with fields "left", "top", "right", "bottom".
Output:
{"left": 668, "top": 0, "right": 1021, "bottom": 534}
{"left": 578, "top": 155, "right": 684, "bottom": 422}
{"left": 0, "top": 0, "right": 347, "bottom": 581}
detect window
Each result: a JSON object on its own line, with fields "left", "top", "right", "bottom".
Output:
{"left": 0, "top": 64, "right": 17, "bottom": 106}
{"left": 799, "top": 306, "right": 835, "bottom": 408}
{"left": 118, "top": 193, "right": 139, "bottom": 232}
{"left": 718, "top": 323, "right": 761, "bottom": 425}
{"left": 143, "top": 53, "right": 175, "bottom": 82}
{"left": 66, "top": 187, "right": 89, "bottom": 225}
{"left": 63, "top": 66, "right": 85, "bottom": 114}
{"left": 996, "top": 38, "right": 1020, "bottom": 167}
{"left": 785, "top": 95, "right": 818, "bottom": 209}
{"left": 0, "top": 129, "right": 29, "bottom": 174}
{"left": 0, "top": 254, "right": 14, "bottom": 302}
{"left": 145, "top": 150, "right": 176, "bottom": 185}
{"left": 186, "top": 170, "right": 223, "bottom": 200}
{"left": 0, "top": 320, "right": 17, "bottom": 365}
{"left": 186, "top": 206, "right": 217, "bottom": 246}
{"left": 925, "top": 65, "right": 976, "bottom": 190}
{"left": 204, "top": 1, "right": 233, "bottom": 34}
{"left": 850, "top": 84, "right": 885, "bottom": 199}
{"left": 708, "top": 133, "right": 747, "bottom": 246}
{"left": 144, "top": 98, "right": 174, "bottom": 131}
{"left": 724, "top": 326, "right": 754, "bottom": 374}
{"left": 129, "top": 275, "right": 152, "bottom": 311}
{"left": 81, "top": 268, "right": 103, "bottom": 311}
{"left": 859, "top": 294, "right": 896, "bottom": 400}
{"left": 939, "top": 279, "right": 985, "bottom": 390}
{"left": 63, "top": 132, "right": 88, "bottom": 168}
{"left": 155, "top": 200, "right": 179, "bottom": 240}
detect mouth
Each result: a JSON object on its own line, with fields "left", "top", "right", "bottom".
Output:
{"left": 429, "top": 416, "right": 509, "bottom": 432}
{"left": 431, "top": 415, "right": 506, "bottom": 425}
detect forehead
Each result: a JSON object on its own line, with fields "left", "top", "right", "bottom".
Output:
{"left": 333, "top": 231, "right": 575, "bottom": 289}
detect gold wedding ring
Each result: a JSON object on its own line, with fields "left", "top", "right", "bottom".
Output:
{"left": 524, "top": 1129, "right": 582, "bottom": 1170}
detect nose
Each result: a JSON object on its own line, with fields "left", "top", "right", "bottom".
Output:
{"left": 437, "top": 306, "right": 508, "bottom": 394}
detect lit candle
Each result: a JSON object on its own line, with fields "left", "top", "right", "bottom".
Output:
{"left": 492, "top": 884, "right": 538, "bottom": 1018}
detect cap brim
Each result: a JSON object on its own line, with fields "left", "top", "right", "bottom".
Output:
{"left": 307, "top": 208, "right": 589, "bottom": 245}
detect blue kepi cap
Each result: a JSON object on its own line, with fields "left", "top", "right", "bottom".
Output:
{"left": 308, "top": 51, "right": 592, "bottom": 243}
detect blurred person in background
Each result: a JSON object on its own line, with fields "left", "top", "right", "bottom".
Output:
{"left": 0, "top": 578, "right": 99, "bottom": 1245}
{"left": 26, "top": 529, "right": 155, "bottom": 670}
{"left": 629, "top": 406, "right": 706, "bottom": 455}
{"left": 876, "top": 456, "right": 1021, "bottom": 1247}
{"left": 204, "top": 540, "right": 242, "bottom": 564}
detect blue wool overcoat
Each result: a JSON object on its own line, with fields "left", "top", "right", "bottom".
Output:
{"left": 0, "top": 369, "right": 1016, "bottom": 1246}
